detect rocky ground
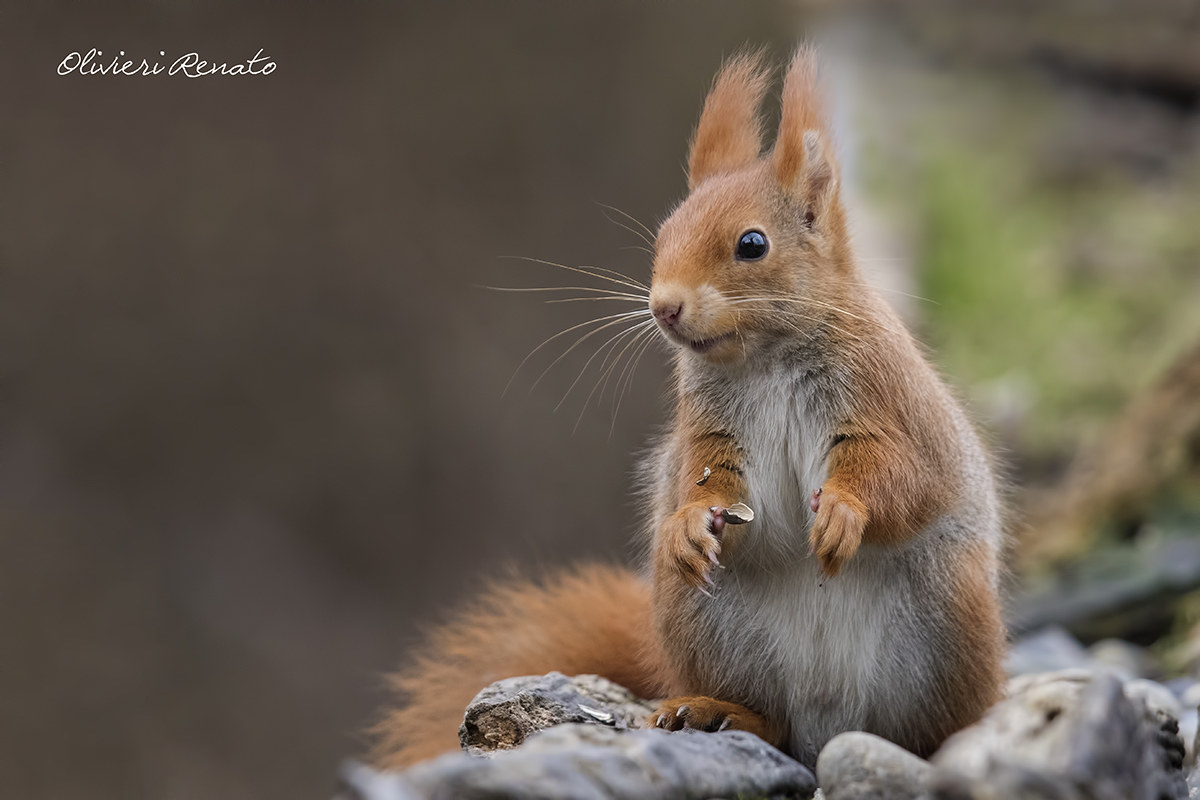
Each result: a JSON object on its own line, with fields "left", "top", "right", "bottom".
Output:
{"left": 335, "top": 627, "right": 1200, "bottom": 800}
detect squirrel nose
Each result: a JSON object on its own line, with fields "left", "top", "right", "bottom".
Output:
{"left": 652, "top": 301, "right": 683, "bottom": 328}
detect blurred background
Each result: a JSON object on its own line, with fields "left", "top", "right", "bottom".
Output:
{"left": 3, "top": 1, "right": 1199, "bottom": 798}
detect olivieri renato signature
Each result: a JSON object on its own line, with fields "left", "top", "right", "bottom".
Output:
{"left": 58, "top": 48, "right": 276, "bottom": 77}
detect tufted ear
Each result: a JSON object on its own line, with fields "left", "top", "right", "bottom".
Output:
{"left": 687, "top": 50, "right": 772, "bottom": 190}
{"left": 771, "top": 47, "right": 838, "bottom": 220}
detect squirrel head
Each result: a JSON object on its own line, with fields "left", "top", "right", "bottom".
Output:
{"left": 649, "top": 48, "right": 853, "bottom": 366}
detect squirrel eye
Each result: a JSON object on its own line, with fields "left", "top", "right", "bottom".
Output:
{"left": 735, "top": 230, "right": 768, "bottom": 261}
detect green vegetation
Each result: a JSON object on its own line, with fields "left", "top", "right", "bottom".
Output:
{"left": 869, "top": 74, "right": 1200, "bottom": 472}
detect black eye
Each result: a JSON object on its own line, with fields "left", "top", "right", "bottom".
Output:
{"left": 735, "top": 230, "right": 768, "bottom": 261}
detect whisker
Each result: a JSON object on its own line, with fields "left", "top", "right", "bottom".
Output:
{"left": 725, "top": 294, "right": 875, "bottom": 326}
{"left": 503, "top": 309, "right": 652, "bottom": 397}
{"left": 532, "top": 311, "right": 653, "bottom": 394}
{"left": 608, "top": 326, "right": 660, "bottom": 436}
{"left": 481, "top": 284, "right": 647, "bottom": 300}
{"left": 724, "top": 294, "right": 901, "bottom": 336}
{"left": 722, "top": 300, "right": 866, "bottom": 343}
{"left": 767, "top": 310, "right": 864, "bottom": 342}
{"left": 845, "top": 279, "right": 939, "bottom": 305}
{"left": 499, "top": 255, "right": 649, "bottom": 292}
{"left": 593, "top": 321, "right": 656, "bottom": 410}
{"left": 545, "top": 296, "right": 650, "bottom": 305}
{"left": 597, "top": 202, "right": 657, "bottom": 246}
{"left": 557, "top": 318, "right": 654, "bottom": 415}
{"left": 599, "top": 211, "right": 654, "bottom": 249}
{"left": 573, "top": 320, "right": 657, "bottom": 431}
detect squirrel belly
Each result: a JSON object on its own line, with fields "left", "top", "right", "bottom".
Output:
{"left": 671, "top": 525, "right": 1004, "bottom": 767}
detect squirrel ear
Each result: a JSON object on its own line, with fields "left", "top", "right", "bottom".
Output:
{"left": 772, "top": 47, "right": 838, "bottom": 218}
{"left": 687, "top": 50, "right": 772, "bottom": 191}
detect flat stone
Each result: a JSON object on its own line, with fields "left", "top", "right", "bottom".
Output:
{"left": 344, "top": 724, "right": 816, "bottom": 800}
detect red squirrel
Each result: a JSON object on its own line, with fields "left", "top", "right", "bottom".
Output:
{"left": 372, "top": 47, "right": 1006, "bottom": 770}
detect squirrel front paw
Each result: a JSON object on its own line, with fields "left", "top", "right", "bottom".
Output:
{"left": 658, "top": 503, "right": 724, "bottom": 592}
{"left": 809, "top": 484, "right": 866, "bottom": 577}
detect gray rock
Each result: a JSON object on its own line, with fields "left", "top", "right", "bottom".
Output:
{"left": 1179, "top": 682, "right": 1200, "bottom": 767}
{"left": 1005, "top": 627, "right": 1092, "bottom": 678}
{"left": 458, "top": 672, "right": 657, "bottom": 756}
{"left": 930, "top": 671, "right": 1187, "bottom": 800}
{"left": 1126, "top": 678, "right": 1184, "bottom": 731}
{"left": 1088, "top": 639, "right": 1157, "bottom": 679}
{"left": 1008, "top": 537, "right": 1200, "bottom": 644}
{"left": 344, "top": 724, "right": 816, "bottom": 800}
{"left": 816, "top": 731, "right": 932, "bottom": 799}
{"left": 336, "top": 760, "right": 422, "bottom": 800}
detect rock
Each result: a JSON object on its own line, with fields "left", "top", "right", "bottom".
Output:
{"left": 1126, "top": 678, "right": 1184, "bottom": 730}
{"left": 345, "top": 669, "right": 1194, "bottom": 799}
{"left": 342, "top": 724, "right": 817, "bottom": 800}
{"left": 816, "top": 731, "right": 932, "bottom": 799}
{"left": 1005, "top": 627, "right": 1092, "bottom": 678}
{"left": 336, "top": 760, "right": 421, "bottom": 800}
{"left": 340, "top": 671, "right": 816, "bottom": 799}
{"left": 930, "top": 670, "right": 1187, "bottom": 800}
{"left": 1008, "top": 538, "right": 1200, "bottom": 645}
{"left": 1088, "top": 638, "right": 1156, "bottom": 679}
{"left": 1175, "top": 681, "right": 1200, "bottom": 766}
{"left": 458, "top": 672, "right": 657, "bottom": 756}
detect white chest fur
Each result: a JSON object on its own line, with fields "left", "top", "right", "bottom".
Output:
{"left": 726, "top": 368, "right": 830, "bottom": 564}
{"left": 693, "top": 367, "right": 939, "bottom": 763}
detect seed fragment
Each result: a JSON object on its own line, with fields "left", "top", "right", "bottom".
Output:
{"left": 578, "top": 704, "right": 615, "bottom": 725}
{"left": 721, "top": 503, "right": 755, "bottom": 524}
{"left": 696, "top": 467, "right": 711, "bottom": 486}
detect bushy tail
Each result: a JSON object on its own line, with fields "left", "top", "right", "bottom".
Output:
{"left": 369, "top": 564, "right": 666, "bottom": 769}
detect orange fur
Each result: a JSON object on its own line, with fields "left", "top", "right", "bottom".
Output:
{"left": 650, "top": 398, "right": 752, "bottom": 591}
{"left": 688, "top": 50, "right": 772, "bottom": 190}
{"left": 772, "top": 46, "right": 839, "bottom": 224}
{"left": 650, "top": 696, "right": 787, "bottom": 748}
{"left": 935, "top": 539, "right": 1007, "bottom": 750}
{"left": 811, "top": 355, "right": 966, "bottom": 574}
{"left": 370, "top": 565, "right": 667, "bottom": 769}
